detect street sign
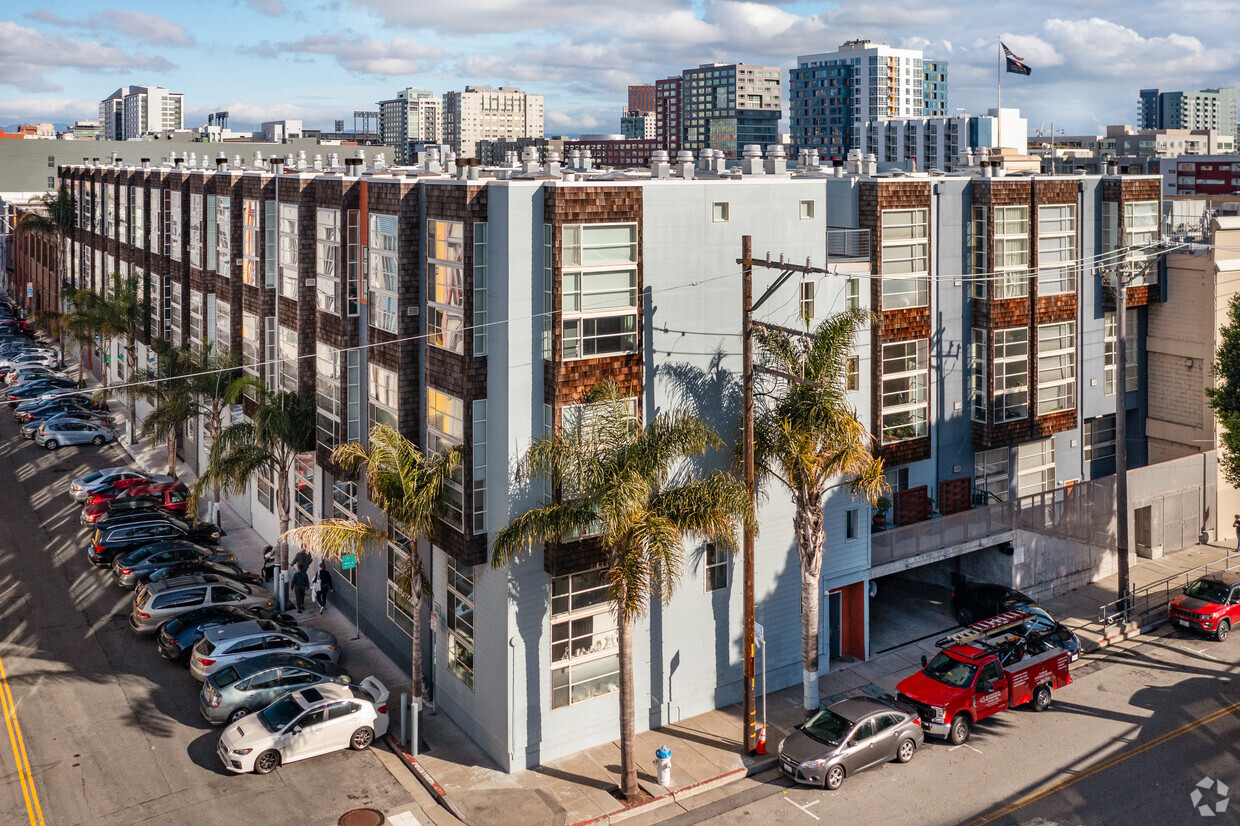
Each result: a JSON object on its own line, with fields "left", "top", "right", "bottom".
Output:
{"left": 754, "top": 622, "right": 764, "bottom": 644}
{"left": 341, "top": 553, "right": 357, "bottom": 570}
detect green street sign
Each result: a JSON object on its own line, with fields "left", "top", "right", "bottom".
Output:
{"left": 341, "top": 553, "right": 357, "bottom": 570}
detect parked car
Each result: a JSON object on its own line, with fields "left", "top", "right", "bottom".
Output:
{"left": 23, "top": 410, "right": 111, "bottom": 439}
{"left": 190, "top": 620, "right": 341, "bottom": 681}
{"left": 130, "top": 575, "right": 275, "bottom": 635}
{"left": 778, "top": 698, "right": 923, "bottom": 790}
{"left": 88, "top": 517, "right": 224, "bottom": 566}
{"left": 36, "top": 418, "right": 118, "bottom": 450}
{"left": 18, "top": 392, "right": 100, "bottom": 418}
{"left": 216, "top": 678, "right": 390, "bottom": 774}
{"left": 82, "top": 481, "right": 190, "bottom": 525}
{"left": 111, "top": 539, "right": 239, "bottom": 589}
{"left": 156, "top": 605, "right": 297, "bottom": 664}
{"left": 201, "top": 654, "right": 352, "bottom": 725}
{"left": 82, "top": 476, "right": 161, "bottom": 505}
{"left": 1168, "top": 572, "right": 1240, "bottom": 641}
{"left": 142, "top": 559, "right": 263, "bottom": 590}
{"left": 1, "top": 351, "right": 59, "bottom": 373}
{"left": 950, "top": 581, "right": 1036, "bottom": 626}
{"left": 69, "top": 466, "right": 144, "bottom": 501}
{"left": 16, "top": 397, "right": 99, "bottom": 424}
{"left": 1012, "top": 605, "right": 1082, "bottom": 662}
{"left": 7, "top": 378, "right": 79, "bottom": 405}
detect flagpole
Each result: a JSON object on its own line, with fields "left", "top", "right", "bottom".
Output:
{"left": 997, "top": 37, "right": 1002, "bottom": 150}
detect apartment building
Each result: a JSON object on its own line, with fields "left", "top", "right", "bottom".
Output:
{"left": 442, "top": 86, "right": 544, "bottom": 159}
{"left": 790, "top": 39, "right": 949, "bottom": 159}
{"left": 50, "top": 150, "right": 1159, "bottom": 773}
{"left": 378, "top": 88, "right": 442, "bottom": 165}
{"left": 861, "top": 108, "right": 1027, "bottom": 171}
{"left": 628, "top": 84, "right": 656, "bottom": 113}
{"left": 1163, "top": 156, "right": 1240, "bottom": 196}
{"left": 99, "top": 86, "right": 185, "bottom": 140}
{"left": 1140, "top": 87, "right": 1238, "bottom": 140}
{"left": 620, "top": 111, "right": 656, "bottom": 140}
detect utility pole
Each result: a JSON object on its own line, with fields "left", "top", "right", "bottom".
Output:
{"left": 739, "top": 237, "right": 832, "bottom": 751}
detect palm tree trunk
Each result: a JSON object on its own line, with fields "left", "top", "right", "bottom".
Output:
{"left": 410, "top": 550, "right": 426, "bottom": 750}
{"left": 127, "top": 340, "right": 138, "bottom": 445}
{"left": 618, "top": 611, "right": 637, "bottom": 799}
{"left": 796, "top": 498, "right": 826, "bottom": 712}
{"left": 166, "top": 429, "right": 177, "bottom": 479}
{"left": 275, "top": 467, "right": 292, "bottom": 610}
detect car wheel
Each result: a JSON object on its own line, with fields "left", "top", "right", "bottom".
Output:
{"left": 254, "top": 749, "right": 281, "bottom": 774}
{"left": 91, "top": 435, "right": 104, "bottom": 446}
{"left": 954, "top": 607, "right": 973, "bottom": 626}
{"left": 1217, "top": 619, "right": 1230, "bottom": 642}
{"left": 350, "top": 726, "right": 374, "bottom": 750}
{"left": 896, "top": 738, "right": 916, "bottom": 763}
{"left": 44, "top": 439, "right": 57, "bottom": 450}
{"left": 311, "top": 654, "right": 331, "bottom": 661}
{"left": 949, "top": 714, "right": 971, "bottom": 745}
{"left": 227, "top": 708, "right": 251, "bottom": 724}
{"left": 1031, "top": 684, "right": 1052, "bottom": 712}
{"left": 824, "top": 764, "right": 845, "bottom": 791}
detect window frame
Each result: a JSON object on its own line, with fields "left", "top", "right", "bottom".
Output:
{"left": 993, "top": 327, "right": 1029, "bottom": 422}
{"left": 561, "top": 223, "right": 639, "bottom": 361}
{"left": 550, "top": 567, "right": 619, "bottom": 709}
{"left": 1017, "top": 438, "right": 1056, "bottom": 499}
{"left": 427, "top": 219, "right": 465, "bottom": 354}
{"left": 368, "top": 213, "right": 399, "bottom": 333}
{"left": 1036, "top": 321, "right": 1076, "bottom": 415}
{"left": 445, "top": 556, "right": 475, "bottom": 690}
{"left": 880, "top": 208, "right": 929, "bottom": 310}
{"left": 993, "top": 205, "right": 1029, "bottom": 299}
{"left": 880, "top": 339, "right": 929, "bottom": 443}
{"left": 1036, "top": 204, "right": 1077, "bottom": 295}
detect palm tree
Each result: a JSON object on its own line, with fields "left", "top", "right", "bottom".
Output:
{"left": 16, "top": 184, "right": 76, "bottom": 311}
{"left": 184, "top": 345, "right": 264, "bottom": 519}
{"left": 94, "top": 271, "right": 151, "bottom": 439}
{"left": 284, "top": 425, "right": 464, "bottom": 737}
{"left": 492, "top": 384, "right": 752, "bottom": 800}
{"left": 752, "top": 309, "right": 886, "bottom": 712}
{"left": 130, "top": 342, "right": 195, "bottom": 479}
{"left": 193, "top": 388, "right": 316, "bottom": 603}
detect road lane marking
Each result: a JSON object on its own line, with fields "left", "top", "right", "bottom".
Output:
{"left": 949, "top": 743, "right": 984, "bottom": 754}
{"left": 0, "top": 653, "right": 44, "bottom": 826}
{"left": 784, "top": 797, "right": 820, "bottom": 820}
{"left": 963, "top": 697, "right": 1240, "bottom": 826}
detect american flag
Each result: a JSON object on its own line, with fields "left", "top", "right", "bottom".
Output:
{"left": 1002, "top": 42, "right": 1031, "bottom": 76}
{"left": 1002, "top": 43, "right": 1023, "bottom": 61}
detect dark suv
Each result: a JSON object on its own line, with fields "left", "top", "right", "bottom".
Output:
{"left": 950, "top": 581, "right": 1035, "bottom": 626}
{"left": 87, "top": 518, "right": 223, "bottom": 566}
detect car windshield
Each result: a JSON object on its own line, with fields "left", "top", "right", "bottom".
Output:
{"left": 800, "top": 709, "right": 853, "bottom": 747}
{"left": 923, "top": 652, "right": 979, "bottom": 688}
{"left": 1185, "top": 579, "right": 1230, "bottom": 604}
{"left": 214, "top": 666, "right": 240, "bottom": 688}
{"left": 257, "top": 695, "right": 303, "bottom": 733}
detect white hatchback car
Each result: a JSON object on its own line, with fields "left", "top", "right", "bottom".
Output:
{"left": 217, "top": 678, "right": 389, "bottom": 774}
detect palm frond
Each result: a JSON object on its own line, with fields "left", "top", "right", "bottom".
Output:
{"left": 282, "top": 518, "right": 389, "bottom": 561}
{"left": 490, "top": 500, "right": 599, "bottom": 568}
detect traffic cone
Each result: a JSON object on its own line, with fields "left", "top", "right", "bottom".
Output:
{"left": 756, "top": 725, "right": 767, "bottom": 755}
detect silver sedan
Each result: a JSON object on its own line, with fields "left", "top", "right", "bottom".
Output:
{"left": 778, "top": 697, "right": 924, "bottom": 790}
{"left": 35, "top": 419, "right": 119, "bottom": 450}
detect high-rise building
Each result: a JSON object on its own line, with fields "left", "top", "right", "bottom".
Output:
{"left": 99, "top": 85, "right": 184, "bottom": 140}
{"left": 862, "top": 108, "right": 1027, "bottom": 171}
{"left": 620, "top": 110, "right": 656, "bottom": 139}
{"left": 378, "top": 88, "right": 443, "bottom": 165}
{"left": 628, "top": 84, "right": 656, "bottom": 113}
{"left": 442, "top": 86, "right": 544, "bottom": 158}
{"left": 1139, "top": 87, "right": 1237, "bottom": 140}
{"left": 789, "top": 39, "right": 949, "bottom": 159}
{"left": 678, "top": 63, "right": 782, "bottom": 158}
{"left": 655, "top": 76, "right": 682, "bottom": 156}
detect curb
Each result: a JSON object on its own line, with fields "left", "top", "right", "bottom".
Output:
{"left": 1095, "top": 616, "right": 1167, "bottom": 649}
{"left": 568, "top": 764, "right": 757, "bottom": 826}
{"left": 384, "top": 732, "right": 473, "bottom": 826}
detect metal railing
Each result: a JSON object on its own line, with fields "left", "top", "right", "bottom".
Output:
{"left": 1097, "top": 553, "right": 1238, "bottom": 627}
{"left": 826, "top": 228, "right": 870, "bottom": 262}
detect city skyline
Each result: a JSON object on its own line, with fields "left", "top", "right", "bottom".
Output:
{"left": 1, "top": 0, "right": 1238, "bottom": 137}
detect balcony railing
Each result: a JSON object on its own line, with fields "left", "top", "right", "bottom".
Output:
{"left": 827, "top": 228, "right": 870, "bottom": 262}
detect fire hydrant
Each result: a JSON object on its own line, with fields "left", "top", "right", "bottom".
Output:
{"left": 655, "top": 745, "right": 672, "bottom": 787}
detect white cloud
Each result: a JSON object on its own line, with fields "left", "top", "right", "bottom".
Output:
{"left": 347, "top": 0, "right": 686, "bottom": 34}
{"left": 242, "top": 0, "right": 287, "bottom": 17}
{"left": 24, "top": 9, "right": 195, "bottom": 47}
{"left": 271, "top": 34, "right": 444, "bottom": 75}
{"left": 0, "top": 96, "right": 96, "bottom": 126}
{"left": 0, "top": 21, "right": 176, "bottom": 93}
{"left": 1042, "top": 17, "right": 1233, "bottom": 77}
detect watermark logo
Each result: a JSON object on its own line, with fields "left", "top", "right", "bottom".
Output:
{"left": 1191, "top": 777, "right": 1230, "bottom": 817}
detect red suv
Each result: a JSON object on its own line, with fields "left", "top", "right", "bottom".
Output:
{"left": 82, "top": 481, "right": 190, "bottom": 525}
{"left": 1168, "top": 572, "right": 1240, "bottom": 641}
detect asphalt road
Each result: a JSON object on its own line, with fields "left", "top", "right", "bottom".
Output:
{"left": 646, "top": 611, "right": 1240, "bottom": 825}
{"left": 0, "top": 413, "right": 416, "bottom": 826}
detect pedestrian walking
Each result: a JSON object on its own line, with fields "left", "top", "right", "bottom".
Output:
{"left": 313, "top": 562, "right": 334, "bottom": 614}
{"left": 290, "top": 568, "right": 310, "bottom": 612}
{"left": 292, "top": 547, "right": 312, "bottom": 573}
{"left": 1233, "top": 514, "right": 1240, "bottom": 551}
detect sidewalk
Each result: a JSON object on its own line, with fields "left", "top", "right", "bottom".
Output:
{"left": 100, "top": 387, "right": 1236, "bottom": 826}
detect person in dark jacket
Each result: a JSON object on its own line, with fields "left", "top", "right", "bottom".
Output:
{"left": 290, "top": 568, "right": 310, "bottom": 612}
{"left": 313, "top": 562, "right": 334, "bottom": 614}
{"left": 292, "top": 547, "right": 312, "bottom": 573}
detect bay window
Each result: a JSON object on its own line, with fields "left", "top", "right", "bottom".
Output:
{"left": 561, "top": 224, "right": 638, "bottom": 359}
{"left": 880, "top": 209, "right": 928, "bottom": 309}
{"left": 428, "top": 219, "right": 465, "bottom": 353}
{"left": 880, "top": 339, "right": 929, "bottom": 442}
{"left": 368, "top": 214, "right": 398, "bottom": 333}
{"left": 994, "top": 206, "right": 1028, "bottom": 299}
{"left": 1037, "top": 204, "right": 1076, "bottom": 294}
{"left": 1036, "top": 321, "right": 1076, "bottom": 414}
{"left": 994, "top": 328, "right": 1028, "bottom": 422}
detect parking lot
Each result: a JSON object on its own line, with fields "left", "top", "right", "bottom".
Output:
{"left": 0, "top": 404, "right": 422, "bottom": 825}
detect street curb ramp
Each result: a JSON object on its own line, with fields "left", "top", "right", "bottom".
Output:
{"left": 385, "top": 732, "right": 475, "bottom": 825}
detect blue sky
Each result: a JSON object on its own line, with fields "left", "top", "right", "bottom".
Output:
{"left": 1, "top": 0, "right": 1237, "bottom": 136}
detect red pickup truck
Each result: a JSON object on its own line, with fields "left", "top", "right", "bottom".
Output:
{"left": 897, "top": 610, "right": 1072, "bottom": 745}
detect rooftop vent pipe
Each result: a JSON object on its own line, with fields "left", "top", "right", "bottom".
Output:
{"left": 741, "top": 144, "right": 764, "bottom": 175}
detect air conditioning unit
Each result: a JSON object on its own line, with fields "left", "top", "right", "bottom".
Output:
{"left": 406, "top": 306, "right": 418, "bottom": 316}
{"left": 304, "top": 278, "right": 315, "bottom": 287}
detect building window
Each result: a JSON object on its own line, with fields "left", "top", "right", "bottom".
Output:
{"left": 799, "top": 280, "right": 815, "bottom": 323}
{"left": 542, "top": 224, "right": 553, "bottom": 361}
{"left": 1102, "top": 201, "right": 1118, "bottom": 254}
{"left": 261, "top": 317, "right": 275, "bottom": 391}
{"left": 969, "top": 205, "right": 987, "bottom": 299}
{"left": 994, "top": 206, "right": 1029, "bottom": 299}
{"left": 168, "top": 282, "right": 182, "bottom": 346}
{"left": 215, "top": 299, "right": 230, "bottom": 352}
{"left": 975, "top": 447, "right": 1009, "bottom": 502}
{"left": 1037, "top": 204, "right": 1076, "bottom": 294}
{"left": 428, "top": 219, "right": 465, "bottom": 353}
{"left": 800, "top": 199, "right": 815, "bottom": 219}
{"left": 1104, "top": 310, "right": 1139, "bottom": 395}
{"left": 131, "top": 186, "right": 144, "bottom": 250}
{"left": 118, "top": 184, "right": 129, "bottom": 247}
{"left": 845, "top": 508, "right": 860, "bottom": 540}
{"left": 168, "top": 190, "right": 182, "bottom": 262}
{"left": 314, "top": 208, "right": 340, "bottom": 313}
{"left": 241, "top": 311, "right": 260, "bottom": 388}
{"left": 387, "top": 533, "right": 414, "bottom": 636}
{"left": 149, "top": 186, "right": 161, "bottom": 251}
{"left": 562, "top": 224, "right": 638, "bottom": 360}
{"left": 345, "top": 350, "right": 361, "bottom": 442}
{"left": 713, "top": 202, "right": 729, "bottom": 222}
{"left": 330, "top": 479, "right": 357, "bottom": 587}
{"left": 278, "top": 326, "right": 298, "bottom": 394}
{"left": 551, "top": 567, "right": 619, "bottom": 709}
{"left": 316, "top": 342, "right": 341, "bottom": 448}
{"left": 446, "top": 558, "right": 475, "bottom": 690}
{"left": 880, "top": 208, "right": 928, "bottom": 309}
{"left": 1125, "top": 200, "right": 1160, "bottom": 252}
{"left": 880, "top": 339, "right": 929, "bottom": 443}
{"left": 1084, "top": 415, "right": 1117, "bottom": 462}
{"left": 264, "top": 201, "right": 277, "bottom": 289}
{"left": 473, "top": 222, "right": 488, "bottom": 357}
{"left": 846, "top": 355, "right": 859, "bottom": 392}
{"left": 1037, "top": 321, "right": 1076, "bottom": 414}
{"left": 189, "top": 194, "right": 203, "bottom": 269}
{"left": 369, "top": 214, "right": 399, "bottom": 333}
{"left": 205, "top": 194, "right": 216, "bottom": 272}
{"left": 242, "top": 199, "right": 259, "bottom": 286}
{"left": 994, "top": 327, "right": 1029, "bottom": 422}
{"left": 215, "top": 196, "right": 230, "bottom": 276}
{"left": 188, "top": 289, "right": 204, "bottom": 350}
{"left": 368, "top": 363, "right": 398, "bottom": 430}
{"left": 1017, "top": 438, "right": 1055, "bottom": 498}
{"left": 294, "top": 452, "right": 314, "bottom": 527}
{"left": 969, "top": 328, "right": 987, "bottom": 423}
{"left": 148, "top": 272, "right": 164, "bottom": 339}
{"left": 279, "top": 204, "right": 298, "bottom": 298}
{"left": 472, "top": 399, "right": 487, "bottom": 535}
{"left": 427, "top": 388, "right": 464, "bottom": 530}
{"left": 845, "top": 276, "right": 860, "bottom": 310}
{"left": 256, "top": 467, "right": 274, "bottom": 512}
{"left": 346, "top": 209, "right": 360, "bottom": 316}
{"left": 704, "top": 542, "right": 728, "bottom": 592}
